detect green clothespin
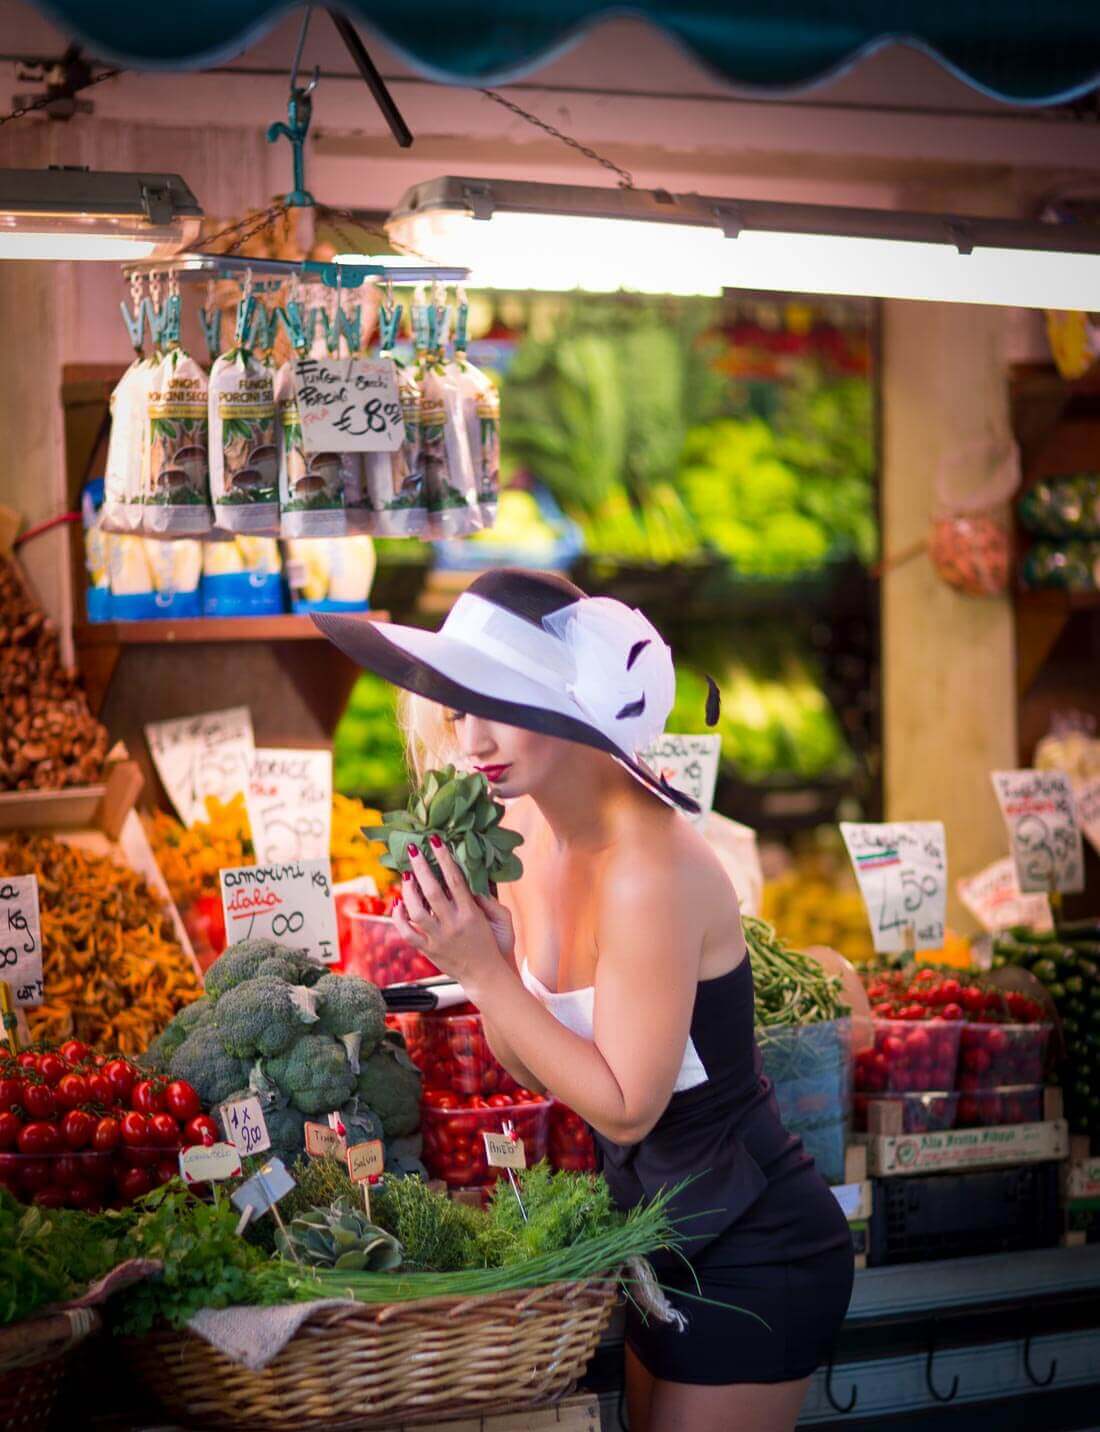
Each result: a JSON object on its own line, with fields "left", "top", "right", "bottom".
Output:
{"left": 282, "top": 299, "right": 309, "bottom": 354}
{"left": 266, "top": 69, "right": 318, "bottom": 208}
{"left": 378, "top": 302, "right": 402, "bottom": 354}
{"left": 234, "top": 293, "right": 257, "bottom": 350}
{"left": 160, "top": 292, "right": 182, "bottom": 349}
{"left": 199, "top": 280, "right": 223, "bottom": 362}
{"left": 337, "top": 301, "right": 362, "bottom": 355}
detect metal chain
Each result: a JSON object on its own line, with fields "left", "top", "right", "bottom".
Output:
{"left": 0, "top": 66, "right": 120, "bottom": 126}
{"left": 479, "top": 87, "right": 634, "bottom": 188}
{"left": 193, "top": 200, "right": 291, "bottom": 256}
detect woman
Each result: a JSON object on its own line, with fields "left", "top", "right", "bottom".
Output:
{"left": 316, "top": 568, "right": 853, "bottom": 1432}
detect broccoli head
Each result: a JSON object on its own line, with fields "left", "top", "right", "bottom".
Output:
{"left": 313, "top": 973, "right": 386, "bottom": 1053}
{"left": 213, "top": 976, "right": 319, "bottom": 1060}
{"left": 204, "top": 939, "right": 286, "bottom": 1004}
{"left": 384, "top": 1132, "right": 427, "bottom": 1179}
{"left": 168, "top": 1023, "right": 252, "bottom": 1107}
{"left": 356, "top": 1038, "right": 421, "bottom": 1137}
{"left": 141, "top": 996, "right": 212, "bottom": 1072}
{"left": 254, "top": 951, "right": 325, "bottom": 987}
{"left": 339, "top": 1099, "right": 385, "bottom": 1147}
{"left": 264, "top": 1032, "right": 357, "bottom": 1115}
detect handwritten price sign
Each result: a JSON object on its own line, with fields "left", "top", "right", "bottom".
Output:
{"left": 219, "top": 1096, "right": 271, "bottom": 1158}
{"left": 642, "top": 734, "right": 721, "bottom": 826}
{"left": 0, "top": 876, "right": 43, "bottom": 1007}
{"left": 992, "top": 769, "right": 1085, "bottom": 895}
{"left": 146, "top": 706, "right": 255, "bottom": 828}
{"left": 219, "top": 858, "right": 339, "bottom": 965}
{"left": 956, "top": 857, "right": 1053, "bottom": 935}
{"left": 249, "top": 749, "right": 332, "bottom": 864}
{"left": 840, "top": 821, "right": 947, "bottom": 955}
{"left": 294, "top": 357, "right": 403, "bottom": 455}
{"left": 1077, "top": 775, "right": 1100, "bottom": 862}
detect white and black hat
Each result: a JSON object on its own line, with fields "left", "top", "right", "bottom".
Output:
{"left": 313, "top": 568, "right": 716, "bottom": 815}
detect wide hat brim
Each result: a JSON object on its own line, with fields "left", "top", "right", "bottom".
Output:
{"left": 313, "top": 610, "right": 700, "bottom": 815}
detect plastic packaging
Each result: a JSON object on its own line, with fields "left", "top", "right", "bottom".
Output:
{"left": 420, "top": 1094, "right": 552, "bottom": 1188}
{"left": 202, "top": 537, "right": 284, "bottom": 616}
{"left": 338, "top": 912, "right": 438, "bottom": 986}
{"left": 548, "top": 1101, "right": 597, "bottom": 1173}
{"left": 276, "top": 359, "right": 349, "bottom": 538}
{"left": 957, "top": 1022, "right": 1051, "bottom": 1089}
{"left": 285, "top": 536, "right": 376, "bottom": 613}
{"left": 81, "top": 480, "right": 111, "bottom": 622}
{"left": 414, "top": 292, "right": 480, "bottom": 538}
{"left": 143, "top": 538, "right": 203, "bottom": 618}
{"left": 417, "top": 1012, "right": 519, "bottom": 1097}
{"left": 103, "top": 356, "right": 158, "bottom": 533}
{"left": 448, "top": 292, "right": 500, "bottom": 526}
{"left": 1018, "top": 473, "right": 1100, "bottom": 539}
{"left": 956, "top": 1084, "right": 1044, "bottom": 1128}
{"left": 854, "top": 1018, "right": 963, "bottom": 1094}
{"left": 357, "top": 301, "right": 427, "bottom": 536}
{"left": 854, "top": 1090, "right": 957, "bottom": 1134}
{"left": 144, "top": 341, "right": 213, "bottom": 536}
{"left": 758, "top": 1017, "right": 851, "bottom": 1184}
{"left": 209, "top": 301, "right": 279, "bottom": 534}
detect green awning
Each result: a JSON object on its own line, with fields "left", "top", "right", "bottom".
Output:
{"left": 30, "top": 1, "right": 1100, "bottom": 104}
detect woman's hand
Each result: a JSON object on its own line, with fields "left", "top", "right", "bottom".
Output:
{"left": 392, "top": 838, "right": 514, "bottom": 994}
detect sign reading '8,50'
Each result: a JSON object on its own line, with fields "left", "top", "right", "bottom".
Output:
{"left": 840, "top": 822, "right": 947, "bottom": 955}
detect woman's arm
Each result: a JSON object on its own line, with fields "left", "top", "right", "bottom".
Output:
{"left": 479, "top": 1012, "right": 545, "bottom": 1094}
{"left": 396, "top": 844, "right": 703, "bottom": 1144}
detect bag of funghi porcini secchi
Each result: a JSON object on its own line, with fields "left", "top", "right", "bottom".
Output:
{"left": 208, "top": 295, "right": 279, "bottom": 534}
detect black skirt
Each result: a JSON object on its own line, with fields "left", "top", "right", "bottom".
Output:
{"left": 626, "top": 1235, "right": 855, "bottom": 1385}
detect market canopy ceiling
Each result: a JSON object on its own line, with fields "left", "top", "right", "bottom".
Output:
{"left": 29, "top": 1, "right": 1100, "bottom": 104}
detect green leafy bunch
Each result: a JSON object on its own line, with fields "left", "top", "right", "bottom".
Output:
{"left": 276, "top": 1199, "right": 402, "bottom": 1271}
{"left": 366, "top": 766, "right": 524, "bottom": 896}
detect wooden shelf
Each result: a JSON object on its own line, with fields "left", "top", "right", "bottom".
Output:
{"left": 1015, "top": 588, "right": 1100, "bottom": 698}
{"left": 74, "top": 612, "right": 388, "bottom": 648}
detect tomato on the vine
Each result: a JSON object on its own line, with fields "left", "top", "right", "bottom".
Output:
{"left": 54, "top": 1073, "right": 88, "bottom": 1110}
{"left": 154, "top": 1157, "right": 179, "bottom": 1186}
{"left": 18, "top": 1121, "right": 60, "bottom": 1156}
{"left": 61, "top": 1108, "right": 95, "bottom": 1150}
{"left": 182, "top": 1114, "right": 218, "bottom": 1147}
{"left": 37, "top": 1053, "right": 66, "bottom": 1087}
{"left": 163, "top": 1080, "right": 201, "bottom": 1122}
{"left": 0, "top": 1073, "right": 21, "bottom": 1111}
{"left": 16, "top": 1051, "right": 38, "bottom": 1072}
{"left": 148, "top": 1112, "right": 180, "bottom": 1148}
{"left": 85, "top": 1071, "right": 112, "bottom": 1105}
{"left": 91, "top": 1115, "right": 120, "bottom": 1152}
{"left": 0, "top": 1111, "right": 20, "bottom": 1150}
{"left": 116, "top": 1166, "right": 153, "bottom": 1202}
{"left": 21, "top": 1082, "right": 56, "bottom": 1119}
{"left": 131, "top": 1079, "right": 165, "bottom": 1115}
{"left": 51, "top": 1154, "right": 81, "bottom": 1188}
{"left": 59, "top": 1040, "right": 90, "bottom": 1067}
{"left": 103, "top": 1059, "right": 137, "bottom": 1101}
{"left": 120, "top": 1110, "right": 149, "bottom": 1146}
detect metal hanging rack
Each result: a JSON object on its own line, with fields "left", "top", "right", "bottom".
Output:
{"left": 120, "top": 253, "right": 468, "bottom": 288}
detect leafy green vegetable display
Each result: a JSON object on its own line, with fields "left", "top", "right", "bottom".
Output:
{"left": 334, "top": 673, "right": 410, "bottom": 805}
{"left": 744, "top": 915, "right": 849, "bottom": 1028}
{"left": 276, "top": 1200, "right": 403, "bottom": 1271}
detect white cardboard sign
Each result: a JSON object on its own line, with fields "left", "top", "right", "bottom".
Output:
{"left": 992, "top": 769, "right": 1085, "bottom": 894}
{"left": 293, "top": 356, "right": 403, "bottom": 454}
{"left": 642, "top": 734, "right": 721, "bottom": 826}
{"left": 218, "top": 1096, "right": 271, "bottom": 1158}
{"left": 249, "top": 748, "right": 332, "bottom": 864}
{"left": 0, "top": 875, "right": 43, "bottom": 1008}
{"left": 219, "top": 857, "right": 339, "bottom": 965}
{"left": 179, "top": 1142, "right": 242, "bottom": 1184}
{"left": 230, "top": 1157, "right": 295, "bottom": 1217}
{"left": 146, "top": 706, "right": 255, "bottom": 828}
{"left": 1076, "top": 775, "right": 1100, "bottom": 861}
{"left": 840, "top": 821, "right": 947, "bottom": 954}
{"left": 956, "top": 856, "right": 1053, "bottom": 935}
{"left": 483, "top": 1132, "right": 527, "bottom": 1170}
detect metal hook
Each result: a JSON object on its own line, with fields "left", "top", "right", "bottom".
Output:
{"left": 925, "top": 1323, "right": 959, "bottom": 1404}
{"left": 823, "top": 1353, "right": 858, "bottom": 1414}
{"left": 1023, "top": 1333, "right": 1057, "bottom": 1389}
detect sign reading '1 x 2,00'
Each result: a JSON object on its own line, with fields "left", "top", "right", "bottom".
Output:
{"left": 218, "top": 858, "right": 339, "bottom": 965}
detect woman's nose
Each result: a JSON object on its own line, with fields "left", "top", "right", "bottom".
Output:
{"left": 460, "top": 716, "right": 496, "bottom": 758}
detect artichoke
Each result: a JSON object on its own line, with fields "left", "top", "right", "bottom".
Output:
{"left": 365, "top": 767, "right": 523, "bottom": 896}
{"left": 276, "top": 1197, "right": 403, "bottom": 1271}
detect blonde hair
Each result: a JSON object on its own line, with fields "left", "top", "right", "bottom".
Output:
{"left": 397, "top": 690, "right": 460, "bottom": 784}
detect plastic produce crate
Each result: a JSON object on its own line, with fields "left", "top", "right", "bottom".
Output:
{"left": 421, "top": 1094, "right": 552, "bottom": 1188}
{"left": 855, "top": 1017, "right": 963, "bottom": 1094}
{"left": 957, "top": 1022, "right": 1051, "bottom": 1089}
{"left": 855, "top": 1090, "right": 957, "bottom": 1134}
{"left": 759, "top": 1018, "right": 851, "bottom": 1184}
{"left": 867, "top": 1163, "right": 1060, "bottom": 1266}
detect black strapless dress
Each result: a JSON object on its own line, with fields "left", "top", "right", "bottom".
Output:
{"left": 594, "top": 958, "right": 855, "bottom": 1385}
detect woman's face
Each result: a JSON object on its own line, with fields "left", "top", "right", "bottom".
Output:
{"left": 445, "top": 711, "right": 562, "bottom": 799}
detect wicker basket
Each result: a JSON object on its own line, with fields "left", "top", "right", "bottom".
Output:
{"left": 125, "top": 1278, "right": 619, "bottom": 1430}
{"left": 0, "top": 1308, "right": 100, "bottom": 1432}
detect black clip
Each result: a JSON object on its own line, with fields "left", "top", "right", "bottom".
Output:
{"left": 925, "top": 1320, "right": 959, "bottom": 1404}
{"left": 824, "top": 1352, "right": 858, "bottom": 1414}
{"left": 1023, "top": 1331, "right": 1057, "bottom": 1389}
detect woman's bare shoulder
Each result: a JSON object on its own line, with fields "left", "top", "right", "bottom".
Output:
{"left": 603, "top": 803, "right": 741, "bottom": 914}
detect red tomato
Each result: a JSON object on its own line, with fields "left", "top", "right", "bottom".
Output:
{"left": 17, "top": 1051, "right": 39, "bottom": 1072}
{"left": 59, "top": 1040, "right": 90, "bottom": 1067}
{"left": 51, "top": 1154, "right": 82, "bottom": 1188}
{"left": 54, "top": 1073, "right": 88, "bottom": 1111}
{"left": 131, "top": 1079, "right": 165, "bottom": 1115}
{"left": 33, "top": 1186, "right": 66, "bottom": 1209}
{"left": 116, "top": 1166, "right": 153, "bottom": 1202}
{"left": 104, "top": 1059, "right": 137, "bottom": 1101}
{"left": 61, "top": 1109, "right": 95, "bottom": 1150}
{"left": 422, "top": 1090, "right": 458, "bottom": 1110}
{"left": 120, "top": 1111, "right": 149, "bottom": 1147}
{"left": 163, "top": 1080, "right": 201, "bottom": 1122}
{"left": 85, "top": 1071, "right": 113, "bottom": 1105}
{"left": 0, "top": 1110, "right": 20, "bottom": 1150}
{"left": 0, "top": 1074, "right": 22, "bottom": 1110}
{"left": 961, "top": 986, "right": 985, "bottom": 1014}
{"left": 149, "top": 1112, "right": 180, "bottom": 1148}
{"left": 154, "top": 1157, "right": 179, "bottom": 1186}
{"left": 18, "top": 1121, "right": 61, "bottom": 1156}
{"left": 486, "top": 1094, "right": 513, "bottom": 1108}
{"left": 21, "top": 1083, "right": 56, "bottom": 1119}
{"left": 65, "top": 1179, "right": 100, "bottom": 1210}
{"left": 91, "top": 1116, "right": 121, "bottom": 1153}
{"left": 514, "top": 1089, "right": 540, "bottom": 1105}
{"left": 183, "top": 1114, "right": 218, "bottom": 1148}
{"left": 37, "top": 1053, "right": 66, "bottom": 1087}
{"left": 942, "top": 1003, "right": 964, "bottom": 1021}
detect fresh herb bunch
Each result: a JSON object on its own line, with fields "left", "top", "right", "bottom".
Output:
{"left": 276, "top": 1200, "right": 402, "bottom": 1271}
{"left": 367, "top": 766, "right": 524, "bottom": 896}
{"left": 0, "top": 1190, "right": 120, "bottom": 1326}
{"left": 744, "top": 915, "right": 849, "bottom": 1028}
{"left": 370, "top": 1176, "right": 492, "bottom": 1272}
{"left": 484, "top": 1165, "right": 619, "bottom": 1260}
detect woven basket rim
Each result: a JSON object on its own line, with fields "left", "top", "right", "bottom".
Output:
{"left": 0, "top": 1307, "right": 101, "bottom": 1375}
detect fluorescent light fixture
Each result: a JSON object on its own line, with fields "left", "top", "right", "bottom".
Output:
{"left": 0, "top": 168, "right": 202, "bottom": 261}
{"left": 387, "top": 177, "right": 1100, "bottom": 308}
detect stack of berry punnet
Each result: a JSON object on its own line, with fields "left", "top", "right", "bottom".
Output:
{"left": 336, "top": 890, "right": 440, "bottom": 985}
{"left": 854, "top": 966, "right": 1052, "bottom": 1133}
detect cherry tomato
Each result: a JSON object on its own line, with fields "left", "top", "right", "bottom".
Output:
{"left": 116, "top": 1166, "right": 153, "bottom": 1202}
{"left": 21, "top": 1083, "right": 56, "bottom": 1119}
{"left": 131, "top": 1079, "right": 165, "bottom": 1115}
{"left": 85, "top": 1071, "right": 113, "bottom": 1105}
{"left": 18, "top": 1121, "right": 61, "bottom": 1156}
{"left": 91, "top": 1116, "right": 121, "bottom": 1153}
{"left": 60, "top": 1108, "right": 95, "bottom": 1150}
{"left": 149, "top": 1112, "right": 180, "bottom": 1148}
{"left": 37, "top": 1053, "right": 66, "bottom": 1087}
{"left": 942, "top": 1003, "right": 964, "bottom": 1021}
{"left": 51, "top": 1154, "right": 82, "bottom": 1188}
{"left": 54, "top": 1073, "right": 88, "bottom": 1111}
{"left": 17, "top": 1051, "right": 39, "bottom": 1072}
{"left": 0, "top": 1074, "right": 22, "bottom": 1111}
{"left": 33, "top": 1186, "right": 66, "bottom": 1209}
{"left": 0, "top": 1110, "right": 20, "bottom": 1150}
{"left": 65, "top": 1179, "right": 100, "bottom": 1211}
{"left": 183, "top": 1114, "right": 218, "bottom": 1148}
{"left": 486, "top": 1094, "right": 513, "bottom": 1108}
{"left": 0, "top": 1152, "right": 22, "bottom": 1186}
{"left": 104, "top": 1059, "right": 137, "bottom": 1101}
{"left": 154, "top": 1157, "right": 180, "bottom": 1186}
{"left": 120, "top": 1111, "right": 149, "bottom": 1148}
{"left": 422, "top": 1090, "right": 458, "bottom": 1110}
{"left": 59, "top": 1040, "right": 90, "bottom": 1067}
{"left": 163, "top": 1080, "right": 201, "bottom": 1122}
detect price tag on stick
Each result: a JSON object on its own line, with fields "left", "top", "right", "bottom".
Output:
{"left": 485, "top": 1122, "right": 528, "bottom": 1221}
{"left": 294, "top": 357, "right": 403, "bottom": 454}
{"left": 0, "top": 876, "right": 43, "bottom": 1007}
{"left": 641, "top": 734, "right": 721, "bottom": 826}
{"left": 992, "top": 769, "right": 1085, "bottom": 895}
{"left": 249, "top": 749, "right": 332, "bottom": 864}
{"left": 840, "top": 822, "right": 947, "bottom": 955}
{"left": 304, "top": 1121, "right": 347, "bottom": 1159}
{"left": 219, "top": 858, "right": 339, "bottom": 965}
{"left": 347, "top": 1139, "right": 384, "bottom": 1217}
{"left": 218, "top": 1096, "right": 271, "bottom": 1158}
{"left": 178, "top": 1141, "right": 243, "bottom": 1185}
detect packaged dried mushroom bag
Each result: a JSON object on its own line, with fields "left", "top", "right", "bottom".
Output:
{"left": 144, "top": 294, "right": 213, "bottom": 536}
{"left": 104, "top": 354, "right": 158, "bottom": 533}
{"left": 357, "top": 298, "right": 426, "bottom": 537}
{"left": 209, "top": 293, "right": 279, "bottom": 534}
{"left": 414, "top": 291, "right": 480, "bottom": 538}
{"left": 449, "top": 291, "right": 500, "bottom": 528}
{"left": 282, "top": 288, "right": 355, "bottom": 538}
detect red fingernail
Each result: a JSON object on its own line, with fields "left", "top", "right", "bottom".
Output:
{"left": 429, "top": 834, "right": 443, "bottom": 849}
{"left": 402, "top": 869, "right": 412, "bottom": 882}
{"left": 407, "top": 843, "right": 420, "bottom": 858}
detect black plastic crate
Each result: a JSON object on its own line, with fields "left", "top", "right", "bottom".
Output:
{"left": 868, "top": 1163, "right": 1060, "bottom": 1266}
